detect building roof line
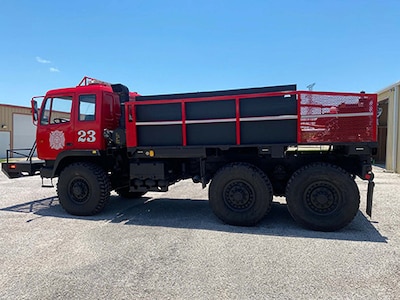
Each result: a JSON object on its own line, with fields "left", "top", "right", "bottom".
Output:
{"left": 377, "top": 81, "right": 400, "bottom": 94}
{"left": 0, "top": 103, "right": 31, "bottom": 110}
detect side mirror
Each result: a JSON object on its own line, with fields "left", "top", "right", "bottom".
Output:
{"left": 31, "top": 99, "right": 39, "bottom": 125}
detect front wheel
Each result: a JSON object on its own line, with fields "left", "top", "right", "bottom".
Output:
{"left": 285, "top": 163, "right": 360, "bottom": 231}
{"left": 209, "top": 163, "right": 273, "bottom": 226}
{"left": 57, "top": 162, "right": 111, "bottom": 216}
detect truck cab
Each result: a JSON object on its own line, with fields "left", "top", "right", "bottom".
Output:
{"left": 34, "top": 78, "right": 123, "bottom": 161}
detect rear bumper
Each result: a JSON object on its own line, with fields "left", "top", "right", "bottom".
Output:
{"left": 1, "top": 160, "right": 44, "bottom": 179}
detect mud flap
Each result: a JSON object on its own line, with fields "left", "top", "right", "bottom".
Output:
{"left": 366, "top": 177, "right": 375, "bottom": 217}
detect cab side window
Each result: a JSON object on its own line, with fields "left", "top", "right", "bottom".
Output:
{"left": 79, "top": 95, "right": 96, "bottom": 121}
{"left": 40, "top": 96, "right": 72, "bottom": 125}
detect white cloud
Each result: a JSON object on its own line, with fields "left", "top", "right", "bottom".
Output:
{"left": 36, "top": 56, "right": 60, "bottom": 72}
{"left": 36, "top": 56, "right": 51, "bottom": 64}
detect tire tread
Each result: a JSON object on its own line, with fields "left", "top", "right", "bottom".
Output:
{"left": 285, "top": 162, "right": 360, "bottom": 231}
{"left": 209, "top": 162, "right": 273, "bottom": 226}
{"left": 57, "top": 162, "right": 111, "bottom": 216}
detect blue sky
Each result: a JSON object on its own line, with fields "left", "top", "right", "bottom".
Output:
{"left": 0, "top": 0, "right": 399, "bottom": 106}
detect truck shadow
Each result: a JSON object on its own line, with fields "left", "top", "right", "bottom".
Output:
{"left": 1, "top": 195, "right": 387, "bottom": 243}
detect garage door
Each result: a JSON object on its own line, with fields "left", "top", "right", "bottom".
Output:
{"left": 13, "top": 114, "right": 36, "bottom": 154}
{"left": 0, "top": 131, "right": 10, "bottom": 158}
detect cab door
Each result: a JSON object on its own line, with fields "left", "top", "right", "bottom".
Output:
{"left": 73, "top": 93, "right": 104, "bottom": 151}
{"left": 37, "top": 95, "right": 74, "bottom": 160}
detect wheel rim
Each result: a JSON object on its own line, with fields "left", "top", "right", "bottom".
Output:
{"left": 304, "top": 181, "right": 340, "bottom": 214}
{"left": 68, "top": 178, "right": 90, "bottom": 204}
{"left": 223, "top": 180, "right": 255, "bottom": 212}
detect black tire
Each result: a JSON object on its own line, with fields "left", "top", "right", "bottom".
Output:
{"left": 57, "top": 162, "right": 111, "bottom": 216}
{"left": 285, "top": 163, "right": 360, "bottom": 231}
{"left": 209, "top": 162, "right": 273, "bottom": 226}
{"left": 116, "top": 188, "right": 146, "bottom": 199}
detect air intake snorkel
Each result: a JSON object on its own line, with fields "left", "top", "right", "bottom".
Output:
{"left": 109, "top": 83, "right": 130, "bottom": 146}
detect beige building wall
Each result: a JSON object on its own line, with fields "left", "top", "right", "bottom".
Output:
{"left": 378, "top": 82, "right": 400, "bottom": 172}
{"left": 0, "top": 104, "right": 33, "bottom": 151}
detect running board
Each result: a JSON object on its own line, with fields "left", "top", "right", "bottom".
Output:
{"left": 41, "top": 177, "right": 54, "bottom": 188}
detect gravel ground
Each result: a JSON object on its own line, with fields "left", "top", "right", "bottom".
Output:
{"left": 0, "top": 166, "right": 399, "bottom": 299}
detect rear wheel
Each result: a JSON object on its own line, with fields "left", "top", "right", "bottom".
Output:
{"left": 209, "top": 163, "right": 273, "bottom": 226}
{"left": 285, "top": 163, "right": 359, "bottom": 231}
{"left": 57, "top": 162, "right": 111, "bottom": 216}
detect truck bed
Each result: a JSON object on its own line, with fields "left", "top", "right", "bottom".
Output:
{"left": 124, "top": 86, "right": 377, "bottom": 149}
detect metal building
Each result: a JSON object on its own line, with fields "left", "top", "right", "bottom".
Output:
{"left": 0, "top": 104, "right": 36, "bottom": 159}
{"left": 377, "top": 81, "right": 400, "bottom": 172}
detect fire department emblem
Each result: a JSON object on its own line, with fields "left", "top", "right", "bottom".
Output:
{"left": 49, "top": 130, "right": 65, "bottom": 150}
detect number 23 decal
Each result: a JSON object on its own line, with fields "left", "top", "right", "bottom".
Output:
{"left": 78, "top": 130, "right": 96, "bottom": 142}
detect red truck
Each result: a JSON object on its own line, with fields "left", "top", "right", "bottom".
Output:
{"left": 2, "top": 77, "right": 377, "bottom": 231}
